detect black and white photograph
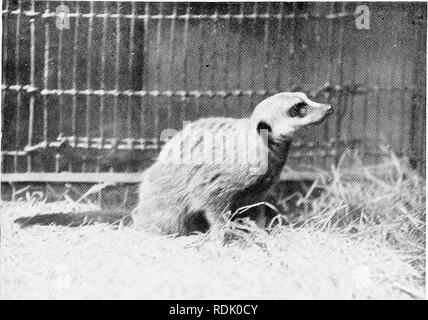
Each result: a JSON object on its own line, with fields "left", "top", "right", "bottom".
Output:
{"left": 0, "top": 1, "right": 426, "bottom": 301}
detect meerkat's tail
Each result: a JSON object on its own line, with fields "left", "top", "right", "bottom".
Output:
{"left": 14, "top": 210, "right": 133, "bottom": 228}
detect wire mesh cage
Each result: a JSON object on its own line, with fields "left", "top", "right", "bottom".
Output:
{"left": 1, "top": 1, "right": 426, "bottom": 183}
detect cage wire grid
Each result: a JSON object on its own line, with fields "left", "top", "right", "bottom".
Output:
{"left": 1, "top": 1, "right": 426, "bottom": 183}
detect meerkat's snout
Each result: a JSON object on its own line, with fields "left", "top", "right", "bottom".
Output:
{"left": 318, "top": 103, "right": 333, "bottom": 116}
{"left": 308, "top": 102, "right": 333, "bottom": 125}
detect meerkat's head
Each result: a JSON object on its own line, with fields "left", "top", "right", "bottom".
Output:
{"left": 251, "top": 92, "right": 333, "bottom": 139}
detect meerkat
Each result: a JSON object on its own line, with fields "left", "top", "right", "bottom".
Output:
{"left": 14, "top": 92, "right": 332, "bottom": 235}
{"left": 132, "top": 92, "right": 333, "bottom": 235}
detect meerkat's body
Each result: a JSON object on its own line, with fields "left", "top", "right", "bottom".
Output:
{"left": 133, "top": 92, "right": 332, "bottom": 235}
{"left": 14, "top": 92, "right": 332, "bottom": 233}
{"left": 133, "top": 118, "right": 290, "bottom": 234}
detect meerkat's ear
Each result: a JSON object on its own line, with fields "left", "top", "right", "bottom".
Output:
{"left": 256, "top": 121, "right": 272, "bottom": 135}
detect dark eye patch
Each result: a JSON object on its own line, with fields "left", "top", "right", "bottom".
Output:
{"left": 289, "top": 102, "right": 307, "bottom": 118}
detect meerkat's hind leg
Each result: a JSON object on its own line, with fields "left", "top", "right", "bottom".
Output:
{"left": 179, "top": 209, "right": 210, "bottom": 235}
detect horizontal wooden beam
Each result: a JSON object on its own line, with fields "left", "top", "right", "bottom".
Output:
{"left": 1, "top": 173, "right": 144, "bottom": 184}
{"left": 1, "top": 171, "right": 325, "bottom": 184}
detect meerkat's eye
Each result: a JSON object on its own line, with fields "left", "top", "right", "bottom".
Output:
{"left": 288, "top": 102, "right": 307, "bottom": 118}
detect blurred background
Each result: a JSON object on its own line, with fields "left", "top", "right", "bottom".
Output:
{"left": 1, "top": 1, "right": 426, "bottom": 182}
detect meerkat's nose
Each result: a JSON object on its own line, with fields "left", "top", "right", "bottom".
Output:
{"left": 325, "top": 104, "right": 333, "bottom": 116}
